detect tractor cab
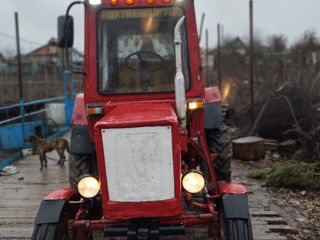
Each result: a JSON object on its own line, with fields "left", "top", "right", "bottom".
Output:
{"left": 98, "top": 7, "right": 189, "bottom": 94}
{"left": 31, "top": 1, "right": 253, "bottom": 239}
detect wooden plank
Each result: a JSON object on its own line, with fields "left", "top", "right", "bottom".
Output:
{"left": 250, "top": 211, "right": 280, "bottom": 217}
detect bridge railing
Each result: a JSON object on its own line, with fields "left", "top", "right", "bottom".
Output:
{"left": 0, "top": 71, "right": 83, "bottom": 168}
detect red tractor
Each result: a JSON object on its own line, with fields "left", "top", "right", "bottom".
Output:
{"left": 32, "top": 0, "right": 252, "bottom": 239}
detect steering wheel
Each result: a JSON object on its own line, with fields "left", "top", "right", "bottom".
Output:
{"left": 125, "top": 51, "right": 165, "bottom": 72}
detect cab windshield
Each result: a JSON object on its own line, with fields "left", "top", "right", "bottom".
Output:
{"left": 98, "top": 7, "right": 189, "bottom": 94}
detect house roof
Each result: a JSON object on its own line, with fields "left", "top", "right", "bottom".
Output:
{"left": 223, "top": 37, "right": 247, "bottom": 49}
{"left": 26, "top": 37, "right": 61, "bottom": 56}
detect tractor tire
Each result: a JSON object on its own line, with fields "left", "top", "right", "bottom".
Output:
{"left": 31, "top": 206, "right": 93, "bottom": 240}
{"left": 32, "top": 208, "right": 75, "bottom": 240}
{"left": 31, "top": 222, "right": 69, "bottom": 240}
{"left": 69, "top": 153, "right": 92, "bottom": 189}
{"left": 226, "top": 218, "right": 253, "bottom": 240}
{"left": 220, "top": 218, "right": 253, "bottom": 240}
{"left": 219, "top": 205, "right": 253, "bottom": 240}
{"left": 206, "top": 127, "right": 232, "bottom": 182}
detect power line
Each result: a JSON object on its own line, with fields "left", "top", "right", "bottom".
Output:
{"left": 0, "top": 32, "right": 43, "bottom": 46}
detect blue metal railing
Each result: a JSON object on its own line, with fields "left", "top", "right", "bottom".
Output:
{"left": 0, "top": 71, "right": 83, "bottom": 168}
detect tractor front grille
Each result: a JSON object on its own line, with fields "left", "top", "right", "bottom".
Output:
{"left": 101, "top": 126, "right": 175, "bottom": 202}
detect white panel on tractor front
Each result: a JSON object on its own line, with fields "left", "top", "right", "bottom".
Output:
{"left": 101, "top": 126, "right": 175, "bottom": 202}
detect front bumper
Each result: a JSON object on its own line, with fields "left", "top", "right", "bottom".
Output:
{"left": 104, "top": 222, "right": 185, "bottom": 239}
{"left": 71, "top": 213, "right": 218, "bottom": 238}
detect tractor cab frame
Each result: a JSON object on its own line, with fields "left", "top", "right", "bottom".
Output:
{"left": 32, "top": 0, "right": 253, "bottom": 239}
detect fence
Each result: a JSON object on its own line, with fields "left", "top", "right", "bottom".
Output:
{"left": 0, "top": 71, "right": 83, "bottom": 168}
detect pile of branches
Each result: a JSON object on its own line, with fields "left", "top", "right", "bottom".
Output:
{"left": 247, "top": 161, "right": 320, "bottom": 189}
{"left": 245, "top": 86, "right": 319, "bottom": 162}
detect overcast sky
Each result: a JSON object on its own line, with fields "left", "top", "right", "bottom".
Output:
{"left": 0, "top": 0, "right": 319, "bottom": 56}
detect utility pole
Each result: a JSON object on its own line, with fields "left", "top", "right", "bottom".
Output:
{"left": 206, "top": 29, "right": 209, "bottom": 85}
{"left": 15, "top": 11, "right": 25, "bottom": 145}
{"left": 217, "top": 23, "right": 222, "bottom": 90}
{"left": 249, "top": 0, "right": 255, "bottom": 127}
{"left": 15, "top": 12, "right": 23, "bottom": 101}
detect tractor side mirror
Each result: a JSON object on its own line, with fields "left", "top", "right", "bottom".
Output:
{"left": 57, "top": 15, "right": 74, "bottom": 48}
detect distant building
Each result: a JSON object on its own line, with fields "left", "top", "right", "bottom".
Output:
{"left": 24, "top": 38, "right": 83, "bottom": 67}
{"left": 222, "top": 37, "right": 247, "bottom": 56}
{"left": 24, "top": 38, "right": 63, "bottom": 66}
{"left": 201, "top": 37, "right": 247, "bottom": 71}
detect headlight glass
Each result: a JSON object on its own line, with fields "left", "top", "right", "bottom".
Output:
{"left": 77, "top": 176, "right": 100, "bottom": 198}
{"left": 88, "top": 0, "right": 101, "bottom": 5}
{"left": 182, "top": 171, "right": 205, "bottom": 193}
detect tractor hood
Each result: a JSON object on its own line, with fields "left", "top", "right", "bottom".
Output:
{"left": 97, "top": 102, "right": 179, "bottom": 129}
{"left": 94, "top": 102, "right": 182, "bottom": 220}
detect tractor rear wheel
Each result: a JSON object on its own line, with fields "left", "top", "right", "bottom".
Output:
{"left": 206, "top": 127, "right": 231, "bottom": 182}
{"left": 69, "top": 153, "right": 92, "bottom": 189}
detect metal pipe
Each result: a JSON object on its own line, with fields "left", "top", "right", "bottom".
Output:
{"left": 0, "top": 105, "right": 65, "bottom": 126}
{"left": 0, "top": 96, "right": 65, "bottom": 111}
{"left": 174, "top": 16, "right": 186, "bottom": 129}
{"left": 198, "top": 13, "right": 205, "bottom": 43}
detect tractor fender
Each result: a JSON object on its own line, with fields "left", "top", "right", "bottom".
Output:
{"left": 69, "top": 124, "right": 95, "bottom": 154}
{"left": 72, "top": 93, "right": 88, "bottom": 125}
{"left": 204, "top": 87, "right": 223, "bottom": 130}
{"left": 34, "top": 188, "right": 78, "bottom": 225}
{"left": 221, "top": 183, "right": 250, "bottom": 219}
{"left": 69, "top": 94, "right": 95, "bottom": 154}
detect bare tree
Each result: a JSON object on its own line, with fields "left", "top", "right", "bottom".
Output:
{"left": 267, "top": 35, "right": 287, "bottom": 53}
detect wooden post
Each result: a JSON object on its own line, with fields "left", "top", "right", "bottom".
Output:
{"left": 217, "top": 23, "right": 222, "bottom": 90}
{"left": 249, "top": 0, "right": 255, "bottom": 126}
{"left": 206, "top": 29, "right": 209, "bottom": 85}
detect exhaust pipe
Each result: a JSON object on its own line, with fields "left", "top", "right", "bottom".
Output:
{"left": 174, "top": 16, "right": 186, "bottom": 129}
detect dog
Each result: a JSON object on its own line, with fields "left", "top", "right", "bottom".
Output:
{"left": 25, "top": 134, "right": 69, "bottom": 170}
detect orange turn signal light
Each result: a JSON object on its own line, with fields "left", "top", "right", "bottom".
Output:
{"left": 147, "top": 0, "right": 155, "bottom": 4}
{"left": 110, "top": 0, "right": 119, "bottom": 5}
{"left": 162, "top": 0, "right": 171, "bottom": 3}
{"left": 87, "top": 105, "right": 104, "bottom": 117}
{"left": 187, "top": 101, "right": 204, "bottom": 111}
{"left": 126, "top": 0, "right": 135, "bottom": 5}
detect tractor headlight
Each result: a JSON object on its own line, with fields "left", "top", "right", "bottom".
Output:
{"left": 88, "top": 0, "right": 101, "bottom": 6}
{"left": 77, "top": 176, "right": 100, "bottom": 198}
{"left": 182, "top": 170, "right": 205, "bottom": 194}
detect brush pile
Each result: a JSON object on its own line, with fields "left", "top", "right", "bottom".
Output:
{"left": 247, "top": 161, "right": 320, "bottom": 189}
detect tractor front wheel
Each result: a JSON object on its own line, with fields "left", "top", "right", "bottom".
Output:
{"left": 32, "top": 207, "right": 75, "bottom": 240}
{"left": 69, "top": 153, "right": 92, "bottom": 189}
{"left": 32, "top": 222, "right": 70, "bottom": 240}
{"left": 223, "top": 218, "right": 253, "bottom": 240}
{"left": 219, "top": 208, "right": 253, "bottom": 240}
